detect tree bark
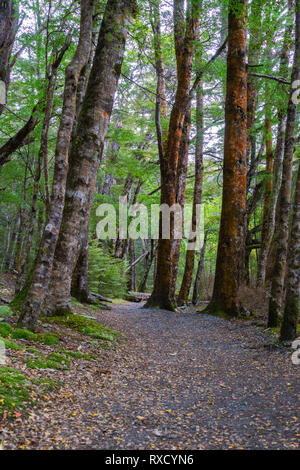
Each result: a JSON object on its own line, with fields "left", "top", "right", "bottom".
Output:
{"left": 178, "top": 81, "right": 204, "bottom": 306}
{"left": 0, "top": 0, "right": 17, "bottom": 115}
{"left": 280, "top": 160, "right": 300, "bottom": 341}
{"left": 268, "top": 0, "right": 300, "bottom": 328}
{"left": 138, "top": 240, "right": 156, "bottom": 292}
{"left": 265, "top": 0, "right": 293, "bottom": 282}
{"left": 71, "top": 227, "right": 90, "bottom": 303}
{"left": 170, "top": 103, "right": 192, "bottom": 295}
{"left": 145, "top": 0, "right": 201, "bottom": 310}
{"left": 246, "top": 0, "right": 263, "bottom": 173}
{"left": 5, "top": 213, "right": 19, "bottom": 271}
{"left": 257, "top": 109, "right": 274, "bottom": 286}
{"left": 44, "top": 0, "right": 137, "bottom": 317}
{"left": 205, "top": 0, "right": 247, "bottom": 317}
{"left": 17, "top": 0, "right": 96, "bottom": 329}
{"left": 192, "top": 232, "right": 207, "bottom": 305}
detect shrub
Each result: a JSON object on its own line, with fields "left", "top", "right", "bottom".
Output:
{"left": 88, "top": 241, "right": 128, "bottom": 298}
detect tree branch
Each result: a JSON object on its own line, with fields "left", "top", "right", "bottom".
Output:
{"left": 248, "top": 72, "right": 291, "bottom": 85}
{"left": 0, "top": 107, "right": 39, "bottom": 167}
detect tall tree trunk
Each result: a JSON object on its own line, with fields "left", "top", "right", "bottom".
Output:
{"left": 265, "top": 0, "right": 293, "bottom": 281}
{"left": 257, "top": 105, "right": 274, "bottom": 286}
{"left": 15, "top": 152, "right": 42, "bottom": 293}
{"left": 17, "top": 0, "right": 96, "bottom": 329}
{"left": 1, "top": 215, "right": 11, "bottom": 271}
{"left": 146, "top": 0, "right": 201, "bottom": 310}
{"left": 5, "top": 213, "right": 19, "bottom": 271}
{"left": 171, "top": 103, "right": 192, "bottom": 295}
{"left": 0, "top": 0, "right": 17, "bottom": 115}
{"left": 44, "top": 0, "right": 137, "bottom": 317}
{"left": 246, "top": 0, "right": 263, "bottom": 174}
{"left": 205, "top": 0, "right": 247, "bottom": 317}
{"left": 280, "top": 160, "right": 300, "bottom": 341}
{"left": 268, "top": 0, "right": 300, "bottom": 328}
{"left": 150, "top": 0, "right": 167, "bottom": 157}
{"left": 192, "top": 231, "right": 207, "bottom": 305}
{"left": 178, "top": 81, "right": 204, "bottom": 306}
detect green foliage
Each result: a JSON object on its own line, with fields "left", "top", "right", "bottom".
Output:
{"left": 48, "top": 313, "right": 121, "bottom": 342}
{"left": 88, "top": 241, "right": 127, "bottom": 299}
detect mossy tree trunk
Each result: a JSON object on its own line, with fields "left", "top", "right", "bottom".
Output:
{"left": 44, "top": 0, "right": 137, "bottom": 317}
{"left": 17, "top": 0, "right": 96, "bottom": 329}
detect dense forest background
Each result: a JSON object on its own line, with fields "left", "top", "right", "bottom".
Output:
{"left": 0, "top": 0, "right": 299, "bottom": 342}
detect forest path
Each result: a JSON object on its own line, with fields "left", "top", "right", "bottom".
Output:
{"left": 80, "top": 302, "right": 299, "bottom": 450}
{"left": 3, "top": 301, "right": 299, "bottom": 450}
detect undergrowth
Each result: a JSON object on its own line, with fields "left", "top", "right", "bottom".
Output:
{"left": 48, "top": 313, "right": 121, "bottom": 342}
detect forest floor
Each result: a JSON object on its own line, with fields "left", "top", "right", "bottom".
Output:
{"left": 0, "top": 282, "right": 299, "bottom": 450}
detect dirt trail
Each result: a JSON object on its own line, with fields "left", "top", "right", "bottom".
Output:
{"left": 3, "top": 302, "right": 300, "bottom": 449}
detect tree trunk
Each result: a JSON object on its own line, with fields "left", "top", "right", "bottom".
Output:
{"left": 1, "top": 215, "right": 11, "bottom": 272}
{"left": 205, "top": 0, "right": 247, "bottom": 318}
{"left": 257, "top": 109, "right": 274, "bottom": 286}
{"left": 114, "top": 176, "right": 133, "bottom": 258}
{"left": 268, "top": 0, "right": 300, "bottom": 328}
{"left": 280, "top": 160, "right": 300, "bottom": 341}
{"left": 265, "top": 1, "right": 293, "bottom": 282}
{"left": 3, "top": 213, "right": 19, "bottom": 271}
{"left": 0, "top": 0, "right": 17, "bottom": 115}
{"left": 171, "top": 103, "right": 192, "bottom": 295}
{"left": 146, "top": 0, "right": 201, "bottom": 310}
{"left": 127, "top": 240, "right": 136, "bottom": 292}
{"left": 17, "top": 0, "right": 96, "bottom": 329}
{"left": 138, "top": 240, "right": 156, "bottom": 292}
{"left": 71, "top": 227, "right": 90, "bottom": 303}
{"left": 192, "top": 232, "right": 207, "bottom": 305}
{"left": 246, "top": 0, "right": 263, "bottom": 174}
{"left": 44, "top": 0, "right": 137, "bottom": 317}
{"left": 178, "top": 81, "right": 204, "bottom": 306}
